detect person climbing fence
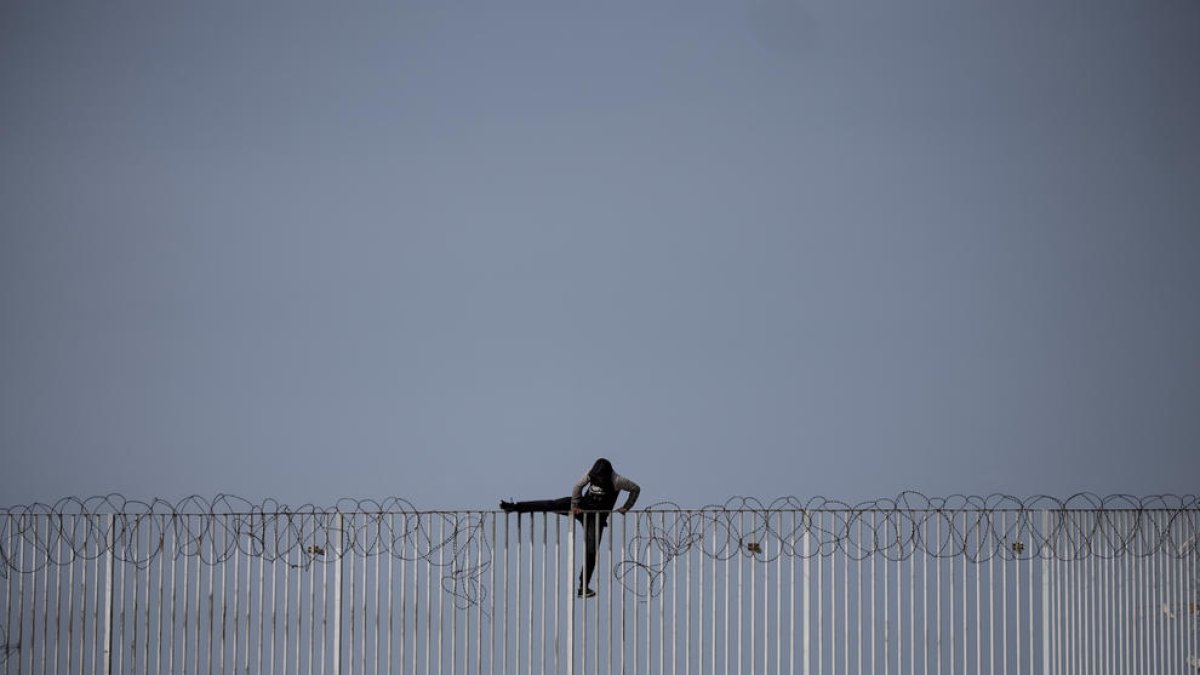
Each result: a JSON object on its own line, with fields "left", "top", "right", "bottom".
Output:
{"left": 500, "top": 457, "right": 640, "bottom": 598}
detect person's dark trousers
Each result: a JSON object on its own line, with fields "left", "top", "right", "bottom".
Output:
{"left": 576, "top": 509, "right": 609, "bottom": 590}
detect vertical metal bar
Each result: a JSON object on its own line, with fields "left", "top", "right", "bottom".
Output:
{"left": 776, "top": 511, "right": 782, "bottom": 675}
{"left": 884, "top": 511, "right": 890, "bottom": 675}
{"left": 333, "top": 513, "right": 343, "bottom": 675}
{"left": 441, "top": 516, "right": 448, "bottom": 675}
{"left": 854, "top": 514, "right": 862, "bottom": 675}
{"left": 975, "top": 511, "right": 981, "bottom": 675}
{"left": 1125, "top": 511, "right": 1133, "bottom": 675}
{"left": 541, "top": 513, "right": 547, "bottom": 675}
{"left": 475, "top": 513, "right": 484, "bottom": 675}
{"left": 255, "top": 516, "right": 265, "bottom": 675}
{"left": 41, "top": 514, "right": 51, "bottom": 675}
{"left": 989, "top": 512, "right": 996, "bottom": 675}
{"left": 1042, "top": 511, "right": 1051, "bottom": 675}
{"left": 791, "top": 510, "right": 798, "bottom": 675}
{"left": 677, "top": 510, "right": 683, "bottom": 675}
{"left": 426, "top": 514, "right": 434, "bottom": 675}
{"left": 268, "top": 516, "right": 278, "bottom": 675}
{"left": 566, "top": 511, "right": 574, "bottom": 675}
{"left": 1188, "top": 510, "right": 1196, "bottom": 675}
{"left": 414, "top": 514, "right": 423, "bottom": 675}
{"left": 397, "top": 513, "right": 407, "bottom": 675}
{"left": 387, "top": 515, "right": 394, "bottom": 675}
{"left": 1083, "top": 512, "right": 1090, "bottom": 675}
{"left": 374, "top": 517, "right": 382, "bottom": 675}
{"left": 725, "top": 511, "right": 731, "bottom": 675}
{"left": 584, "top": 508, "right": 592, "bottom": 674}
{"left": 1164, "top": 510, "right": 1173, "bottom": 675}
{"left": 622, "top": 513, "right": 629, "bottom": 675}
{"left": 1159, "top": 510, "right": 1166, "bottom": 675}
{"left": 513, "top": 514, "right": 521, "bottom": 675}
{"left": 961, "top": 512, "right": 968, "bottom": 675}
{"left": 923, "top": 512, "right": 929, "bottom": 675}
{"left": 23, "top": 516, "right": 31, "bottom": 675}
{"left": 164, "top": 514, "right": 174, "bottom": 672}
{"left": 313, "top": 516, "right": 321, "bottom": 675}
{"left": 1148, "top": 513, "right": 1155, "bottom": 675}
{"left": 64, "top": 516, "right": 78, "bottom": 675}
{"left": 285, "top": 518, "right": 294, "bottom": 675}
{"left": 898, "top": 512, "right": 904, "bottom": 675}
{"left": 361, "top": 518, "right": 369, "bottom": 675}
{"left": 52, "top": 520, "right": 63, "bottom": 675}
{"left": 527, "top": 514, "right": 533, "bottom": 675}
{"left": 3, "top": 520, "right": 12, "bottom": 675}
{"left": 486, "top": 513, "right": 494, "bottom": 675}
{"left": 1027, "top": 511, "right": 1033, "bottom": 675}
{"left": 949, "top": 511, "right": 956, "bottom": 675}
{"left": 936, "top": 511, "right": 942, "bottom": 675}
{"left": 1066, "top": 523, "right": 1074, "bottom": 675}
{"left": 501, "top": 514, "right": 508, "bottom": 675}
{"left": 15, "top": 518, "right": 27, "bottom": 675}
{"left": 816, "top": 512, "right": 822, "bottom": 675}
{"left": 737, "top": 510, "right": 744, "bottom": 675}
{"left": 77, "top": 516, "right": 89, "bottom": 675}
{"left": 1113, "top": 509, "right": 1123, "bottom": 672}
{"left": 659, "top": 511, "right": 666, "bottom": 675}
{"left": 1085, "top": 514, "right": 1091, "bottom": 675}
{"left": 910, "top": 514, "right": 916, "bottom": 675}
{"left": 686, "top": 510, "right": 693, "bottom": 675}
{"left": 226, "top": 517, "right": 236, "bottom": 675}
{"left": 34, "top": 515, "right": 46, "bottom": 675}
{"left": 1000, "top": 511, "right": 1007, "bottom": 675}
{"left": 1175, "top": 511, "right": 1184, "bottom": 675}
{"left": 700, "top": 509, "right": 710, "bottom": 672}
{"left": 1187, "top": 510, "right": 1195, "bottom": 675}
{"left": 873, "top": 510, "right": 879, "bottom": 675}
{"left": 204, "top": 518, "right": 214, "bottom": 675}
{"left": 1099, "top": 513, "right": 1106, "bottom": 675}
{"left": 552, "top": 513, "right": 558, "bottom": 675}
{"left": 750, "top": 510, "right": 757, "bottom": 675}
{"left": 215, "top": 517, "right": 224, "bottom": 675}
{"left": 1139, "top": 517, "right": 1146, "bottom": 675}
{"left": 640, "top": 510, "right": 648, "bottom": 675}
{"left": 841, "top": 514, "right": 848, "bottom": 675}
{"left": 103, "top": 514, "right": 114, "bottom": 675}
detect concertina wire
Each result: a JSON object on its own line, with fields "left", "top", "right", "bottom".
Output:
{"left": 2, "top": 492, "right": 1196, "bottom": 605}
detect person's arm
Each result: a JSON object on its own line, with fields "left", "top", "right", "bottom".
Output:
{"left": 613, "top": 473, "right": 641, "bottom": 512}
{"left": 570, "top": 472, "right": 590, "bottom": 512}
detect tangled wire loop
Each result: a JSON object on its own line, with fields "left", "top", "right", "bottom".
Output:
{"left": 2, "top": 493, "right": 1197, "bottom": 605}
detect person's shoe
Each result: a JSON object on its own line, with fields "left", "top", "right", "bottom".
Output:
{"left": 499, "top": 500, "right": 516, "bottom": 512}
{"left": 577, "top": 587, "right": 596, "bottom": 599}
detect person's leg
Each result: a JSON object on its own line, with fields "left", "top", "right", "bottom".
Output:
{"left": 501, "top": 496, "right": 571, "bottom": 513}
{"left": 578, "top": 512, "right": 607, "bottom": 593}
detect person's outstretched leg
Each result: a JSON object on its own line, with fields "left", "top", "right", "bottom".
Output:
{"left": 500, "top": 496, "right": 571, "bottom": 514}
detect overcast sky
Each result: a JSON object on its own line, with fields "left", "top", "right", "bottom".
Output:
{"left": 2, "top": 1, "right": 1198, "bottom": 510}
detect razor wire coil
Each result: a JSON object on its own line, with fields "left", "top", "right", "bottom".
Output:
{"left": 2, "top": 492, "right": 1197, "bottom": 605}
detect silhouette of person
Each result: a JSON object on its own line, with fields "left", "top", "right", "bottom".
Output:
{"left": 500, "top": 458, "right": 640, "bottom": 597}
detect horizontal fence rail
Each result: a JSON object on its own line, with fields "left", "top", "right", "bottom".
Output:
{"left": 2, "top": 494, "right": 1198, "bottom": 674}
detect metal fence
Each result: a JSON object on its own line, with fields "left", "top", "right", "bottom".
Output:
{"left": 2, "top": 495, "right": 1198, "bottom": 674}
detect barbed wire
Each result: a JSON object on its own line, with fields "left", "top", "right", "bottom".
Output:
{"left": 612, "top": 493, "right": 1199, "bottom": 598}
{"left": 0, "top": 495, "right": 494, "bottom": 609}
{"left": 2, "top": 493, "right": 1197, "bottom": 605}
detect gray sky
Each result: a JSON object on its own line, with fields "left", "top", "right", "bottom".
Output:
{"left": 2, "top": 1, "right": 1198, "bottom": 510}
